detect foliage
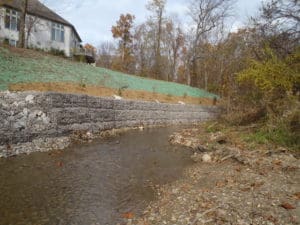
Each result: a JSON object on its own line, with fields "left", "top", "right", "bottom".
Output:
{"left": 111, "top": 14, "right": 135, "bottom": 73}
{"left": 237, "top": 48, "right": 299, "bottom": 95}
{"left": 83, "top": 43, "right": 97, "bottom": 57}
{"left": 49, "top": 48, "right": 65, "bottom": 57}
{"left": 243, "top": 120, "right": 300, "bottom": 149}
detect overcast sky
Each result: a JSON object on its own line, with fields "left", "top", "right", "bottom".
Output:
{"left": 44, "top": 0, "right": 263, "bottom": 45}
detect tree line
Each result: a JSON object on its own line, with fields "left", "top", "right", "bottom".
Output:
{"left": 1, "top": 0, "right": 299, "bottom": 146}
{"left": 98, "top": 0, "right": 299, "bottom": 146}
{"left": 97, "top": 0, "right": 298, "bottom": 94}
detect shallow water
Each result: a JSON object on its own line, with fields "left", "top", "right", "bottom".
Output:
{"left": 0, "top": 127, "right": 193, "bottom": 225}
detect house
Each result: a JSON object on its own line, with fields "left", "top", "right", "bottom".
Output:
{"left": 0, "top": 0, "right": 82, "bottom": 57}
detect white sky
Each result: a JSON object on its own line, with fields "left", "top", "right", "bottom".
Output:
{"left": 44, "top": 0, "right": 263, "bottom": 45}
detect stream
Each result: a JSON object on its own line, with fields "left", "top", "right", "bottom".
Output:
{"left": 0, "top": 127, "right": 193, "bottom": 225}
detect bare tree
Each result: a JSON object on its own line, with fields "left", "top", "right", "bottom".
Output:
{"left": 133, "top": 23, "right": 153, "bottom": 77}
{"left": 18, "top": 0, "right": 28, "bottom": 48}
{"left": 165, "top": 18, "right": 185, "bottom": 81}
{"left": 25, "top": 14, "right": 42, "bottom": 48}
{"left": 146, "top": 0, "right": 167, "bottom": 79}
{"left": 188, "top": 0, "right": 235, "bottom": 87}
{"left": 251, "top": 0, "right": 300, "bottom": 56}
{"left": 96, "top": 41, "right": 117, "bottom": 69}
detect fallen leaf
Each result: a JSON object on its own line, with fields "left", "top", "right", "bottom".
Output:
{"left": 201, "top": 188, "right": 210, "bottom": 193}
{"left": 56, "top": 161, "right": 63, "bottom": 167}
{"left": 259, "top": 170, "right": 268, "bottom": 176}
{"left": 122, "top": 212, "right": 134, "bottom": 219}
{"left": 283, "top": 166, "right": 298, "bottom": 172}
{"left": 216, "top": 181, "right": 226, "bottom": 188}
{"left": 280, "top": 203, "right": 296, "bottom": 210}
{"left": 235, "top": 166, "right": 242, "bottom": 172}
{"left": 293, "top": 192, "right": 300, "bottom": 200}
{"left": 240, "top": 187, "right": 251, "bottom": 192}
{"left": 266, "top": 215, "right": 278, "bottom": 223}
{"left": 272, "top": 159, "right": 282, "bottom": 166}
{"left": 250, "top": 181, "right": 264, "bottom": 188}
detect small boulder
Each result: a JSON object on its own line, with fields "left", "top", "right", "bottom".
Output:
{"left": 191, "top": 153, "right": 212, "bottom": 163}
{"left": 202, "top": 153, "right": 212, "bottom": 163}
{"left": 25, "top": 95, "right": 35, "bottom": 104}
{"left": 113, "top": 95, "right": 123, "bottom": 100}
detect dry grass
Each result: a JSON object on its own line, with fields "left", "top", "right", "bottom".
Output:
{"left": 10, "top": 82, "right": 215, "bottom": 105}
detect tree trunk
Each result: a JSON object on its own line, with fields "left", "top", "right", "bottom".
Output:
{"left": 18, "top": 0, "right": 28, "bottom": 48}
{"left": 190, "top": 59, "right": 198, "bottom": 87}
{"left": 154, "top": 9, "right": 163, "bottom": 79}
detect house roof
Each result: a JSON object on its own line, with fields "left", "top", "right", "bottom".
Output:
{"left": 1, "top": 0, "right": 82, "bottom": 42}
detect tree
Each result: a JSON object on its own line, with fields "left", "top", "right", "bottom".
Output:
{"left": 25, "top": 14, "right": 41, "bottom": 48}
{"left": 111, "top": 13, "right": 135, "bottom": 73}
{"left": 188, "top": 0, "right": 234, "bottom": 87}
{"left": 146, "top": 0, "right": 166, "bottom": 79}
{"left": 165, "top": 19, "right": 185, "bottom": 81}
{"left": 251, "top": 0, "right": 300, "bottom": 57}
{"left": 96, "top": 41, "right": 117, "bottom": 69}
{"left": 84, "top": 43, "right": 97, "bottom": 57}
{"left": 133, "top": 23, "right": 153, "bottom": 77}
{"left": 236, "top": 46, "right": 299, "bottom": 124}
{"left": 18, "top": 0, "right": 28, "bottom": 48}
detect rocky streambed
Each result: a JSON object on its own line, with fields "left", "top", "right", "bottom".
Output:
{"left": 132, "top": 126, "right": 300, "bottom": 225}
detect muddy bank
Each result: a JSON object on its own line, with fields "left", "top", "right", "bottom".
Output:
{"left": 0, "top": 91, "right": 219, "bottom": 157}
{"left": 132, "top": 126, "right": 300, "bottom": 225}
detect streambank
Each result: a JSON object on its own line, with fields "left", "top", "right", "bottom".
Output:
{"left": 131, "top": 126, "right": 300, "bottom": 225}
{"left": 0, "top": 91, "right": 219, "bottom": 157}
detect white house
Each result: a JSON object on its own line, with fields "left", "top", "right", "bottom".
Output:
{"left": 0, "top": 0, "right": 82, "bottom": 57}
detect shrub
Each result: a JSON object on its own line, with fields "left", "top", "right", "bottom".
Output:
{"left": 49, "top": 48, "right": 66, "bottom": 57}
{"left": 236, "top": 47, "right": 299, "bottom": 119}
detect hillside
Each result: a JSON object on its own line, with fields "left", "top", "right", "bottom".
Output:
{"left": 0, "top": 47, "right": 218, "bottom": 105}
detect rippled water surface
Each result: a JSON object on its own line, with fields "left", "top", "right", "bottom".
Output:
{"left": 0, "top": 127, "right": 193, "bottom": 225}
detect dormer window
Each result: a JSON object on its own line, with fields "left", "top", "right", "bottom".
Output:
{"left": 5, "top": 9, "right": 20, "bottom": 31}
{"left": 51, "top": 22, "right": 64, "bottom": 42}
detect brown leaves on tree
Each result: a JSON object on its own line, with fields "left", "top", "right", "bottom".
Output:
{"left": 83, "top": 43, "right": 97, "bottom": 57}
{"left": 111, "top": 14, "right": 135, "bottom": 73}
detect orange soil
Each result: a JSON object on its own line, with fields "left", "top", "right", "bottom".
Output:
{"left": 10, "top": 82, "right": 215, "bottom": 105}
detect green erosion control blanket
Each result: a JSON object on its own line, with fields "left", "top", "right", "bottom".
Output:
{"left": 0, "top": 48, "right": 218, "bottom": 99}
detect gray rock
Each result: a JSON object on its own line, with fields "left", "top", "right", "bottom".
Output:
{"left": 25, "top": 94, "right": 35, "bottom": 103}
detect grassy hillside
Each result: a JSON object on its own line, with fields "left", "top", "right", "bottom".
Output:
{"left": 0, "top": 47, "right": 218, "bottom": 101}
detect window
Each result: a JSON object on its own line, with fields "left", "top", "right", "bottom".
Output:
{"left": 5, "top": 9, "right": 20, "bottom": 31}
{"left": 51, "top": 23, "right": 64, "bottom": 42}
{"left": 4, "top": 38, "right": 17, "bottom": 47}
